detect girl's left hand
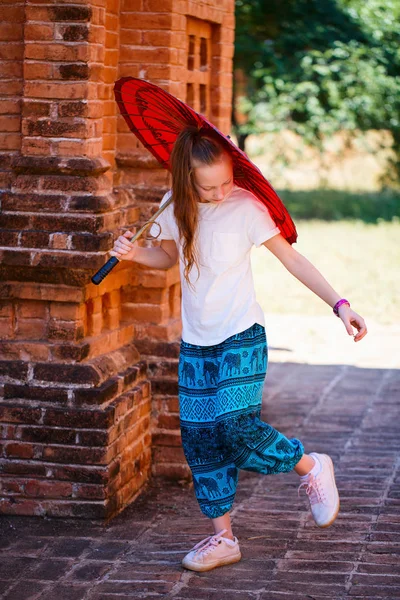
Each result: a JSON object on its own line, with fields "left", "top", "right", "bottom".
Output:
{"left": 338, "top": 305, "right": 368, "bottom": 342}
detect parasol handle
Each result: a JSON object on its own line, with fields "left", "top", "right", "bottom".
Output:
{"left": 91, "top": 196, "right": 173, "bottom": 285}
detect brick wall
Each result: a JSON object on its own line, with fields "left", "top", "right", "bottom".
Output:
{"left": 0, "top": 0, "right": 235, "bottom": 518}
{"left": 0, "top": 1, "right": 24, "bottom": 194}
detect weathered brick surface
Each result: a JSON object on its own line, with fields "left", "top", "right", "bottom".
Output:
{"left": 0, "top": 0, "right": 234, "bottom": 518}
{"left": 0, "top": 355, "right": 399, "bottom": 598}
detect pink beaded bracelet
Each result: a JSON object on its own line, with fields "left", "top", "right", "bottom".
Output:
{"left": 333, "top": 298, "right": 350, "bottom": 317}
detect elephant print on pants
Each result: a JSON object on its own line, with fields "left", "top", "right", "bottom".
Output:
{"left": 181, "top": 361, "right": 196, "bottom": 386}
{"left": 262, "top": 346, "right": 267, "bottom": 367}
{"left": 226, "top": 467, "right": 237, "bottom": 490}
{"left": 198, "top": 476, "right": 221, "bottom": 497}
{"left": 222, "top": 352, "right": 241, "bottom": 376}
{"left": 250, "top": 348, "right": 261, "bottom": 371}
{"left": 203, "top": 360, "right": 219, "bottom": 385}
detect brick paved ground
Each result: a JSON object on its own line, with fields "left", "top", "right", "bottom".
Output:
{"left": 1, "top": 316, "right": 399, "bottom": 600}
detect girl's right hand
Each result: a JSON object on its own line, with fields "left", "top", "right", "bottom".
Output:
{"left": 109, "top": 230, "right": 138, "bottom": 262}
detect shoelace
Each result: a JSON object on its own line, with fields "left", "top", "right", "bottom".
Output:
{"left": 298, "top": 473, "right": 326, "bottom": 505}
{"left": 189, "top": 528, "right": 228, "bottom": 557}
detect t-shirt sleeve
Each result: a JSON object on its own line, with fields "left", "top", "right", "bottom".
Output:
{"left": 247, "top": 198, "right": 281, "bottom": 247}
{"left": 148, "top": 190, "right": 175, "bottom": 241}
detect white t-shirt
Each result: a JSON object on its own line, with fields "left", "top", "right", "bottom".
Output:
{"left": 149, "top": 185, "right": 280, "bottom": 346}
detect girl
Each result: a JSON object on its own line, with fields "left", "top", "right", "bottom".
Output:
{"left": 110, "top": 127, "right": 367, "bottom": 573}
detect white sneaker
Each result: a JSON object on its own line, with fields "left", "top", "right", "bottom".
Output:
{"left": 298, "top": 452, "right": 340, "bottom": 528}
{"left": 181, "top": 528, "right": 241, "bottom": 572}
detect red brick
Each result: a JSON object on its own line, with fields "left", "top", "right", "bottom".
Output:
{"left": 0, "top": 23, "right": 23, "bottom": 42}
{"left": 31, "top": 214, "right": 96, "bottom": 233}
{"left": 0, "top": 404, "right": 42, "bottom": 424}
{"left": 15, "top": 318, "right": 47, "bottom": 340}
{"left": 1, "top": 79, "right": 25, "bottom": 97}
{"left": 152, "top": 431, "right": 181, "bottom": 447}
{"left": 19, "top": 231, "right": 51, "bottom": 248}
{"left": 156, "top": 413, "right": 180, "bottom": 430}
{"left": 119, "top": 29, "right": 142, "bottom": 46}
{"left": 0, "top": 99, "right": 20, "bottom": 115}
{"left": 0, "top": 302, "right": 12, "bottom": 318}
{"left": 0, "top": 132, "right": 21, "bottom": 150}
{"left": 0, "top": 360, "right": 29, "bottom": 381}
{"left": 50, "top": 464, "right": 108, "bottom": 484}
{"left": 42, "top": 407, "right": 113, "bottom": 431}
{"left": 72, "top": 483, "right": 105, "bottom": 500}
{"left": 0, "top": 249, "right": 31, "bottom": 266}
{"left": 49, "top": 233, "right": 69, "bottom": 249}
{"left": 0, "top": 230, "right": 19, "bottom": 246}
{"left": 23, "top": 61, "right": 53, "bottom": 82}
{"left": 4, "top": 384, "right": 68, "bottom": 403}
{"left": 49, "top": 302, "right": 83, "bottom": 321}
{"left": 54, "top": 139, "right": 89, "bottom": 156}
{"left": 121, "top": 302, "right": 169, "bottom": 324}
{"left": 24, "top": 23, "right": 54, "bottom": 41}
{"left": 9, "top": 342, "right": 49, "bottom": 362}
{"left": 48, "top": 319, "right": 84, "bottom": 342}
{"left": 58, "top": 100, "right": 88, "bottom": 117}
{"left": 0, "top": 6, "right": 25, "bottom": 23}
{"left": 0, "top": 479, "right": 24, "bottom": 495}
{"left": 25, "top": 479, "right": 73, "bottom": 498}
{"left": 50, "top": 5, "right": 92, "bottom": 22}
{"left": 21, "top": 137, "right": 52, "bottom": 155}
{"left": 153, "top": 445, "right": 185, "bottom": 464}
{"left": 74, "top": 377, "right": 119, "bottom": 406}
{"left": 57, "top": 62, "right": 89, "bottom": 80}
{"left": 0, "top": 42, "right": 24, "bottom": 61}
{"left": 16, "top": 300, "right": 48, "bottom": 319}
{"left": 0, "top": 62, "right": 23, "bottom": 79}
{"left": 0, "top": 116, "right": 20, "bottom": 133}
{"left": 5, "top": 442, "right": 34, "bottom": 459}
{"left": 43, "top": 445, "right": 106, "bottom": 465}
{"left": 121, "top": 12, "right": 173, "bottom": 30}
{"left": 120, "top": 0, "right": 143, "bottom": 10}
{"left": 34, "top": 363, "right": 101, "bottom": 386}
{"left": 50, "top": 341, "right": 90, "bottom": 362}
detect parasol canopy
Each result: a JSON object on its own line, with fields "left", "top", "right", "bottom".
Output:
{"left": 114, "top": 77, "right": 297, "bottom": 244}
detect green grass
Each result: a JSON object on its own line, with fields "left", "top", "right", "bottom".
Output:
{"left": 251, "top": 220, "right": 400, "bottom": 325}
{"left": 278, "top": 189, "right": 400, "bottom": 222}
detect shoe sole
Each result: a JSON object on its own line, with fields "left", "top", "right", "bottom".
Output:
{"left": 316, "top": 454, "right": 340, "bottom": 528}
{"left": 182, "top": 551, "right": 242, "bottom": 572}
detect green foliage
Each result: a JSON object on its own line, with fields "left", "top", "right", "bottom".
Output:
{"left": 278, "top": 189, "right": 400, "bottom": 222}
{"left": 234, "top": 0, "right": 400, "bottom": 184}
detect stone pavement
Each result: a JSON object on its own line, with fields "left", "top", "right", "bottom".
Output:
{"left": 1, "top": 315, "right": 399, "bottom": 600}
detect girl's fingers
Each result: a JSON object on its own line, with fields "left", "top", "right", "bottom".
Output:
{"left": 344, "top": 320, "right": 354, "bottom": 336}
{"left": 115, "top": 243, "right": 129, "bottom": 253}
{"left": 118, "top": 236, "right": 134, "bottom": 250}
{"left": 110, "top": 231, "right": 137, "bottom": 260}
{"left": 352, "top": 319, "right": 368, "bottom": 342}
{"left": 350, "top": 317, "right": 368, "bottom": 342}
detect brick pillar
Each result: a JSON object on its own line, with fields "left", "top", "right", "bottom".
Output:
{"left": 0, "top": 0, "right": 235, "bottom": 517}
{"left": 115, "top": 0, "right": 235, "bottom": 480}
{"left": 0, "top": 0, "right": 151, "bottom": 519}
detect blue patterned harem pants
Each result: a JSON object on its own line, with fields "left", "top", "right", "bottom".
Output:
{"left": 178, "top": 322, "right": 304, "bottom": 519}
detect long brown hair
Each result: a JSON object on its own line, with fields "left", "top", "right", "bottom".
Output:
{"left": 170, "top": 126, "right": 226, "bottom": 283}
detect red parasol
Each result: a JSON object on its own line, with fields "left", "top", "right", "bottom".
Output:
{"left": 114, "top": 77, "right": 297, "bottom": 244}
{"left": 91, "top": 77, "right": 297, "bottom": 285}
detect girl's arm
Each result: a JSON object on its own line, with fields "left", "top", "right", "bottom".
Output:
{"left": 263, "top": 234, "right": 368, "bottom": 342}
{"left": 110, "top": 231, "right": 178, "bottom": 269}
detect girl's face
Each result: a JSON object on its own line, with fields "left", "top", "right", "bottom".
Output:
{"left": 192, "top": 152, "right": 234, "bottom": 203}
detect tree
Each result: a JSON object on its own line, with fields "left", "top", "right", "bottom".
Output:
{"left": 233, "top": 0, "right": 400, "bottom": 185}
